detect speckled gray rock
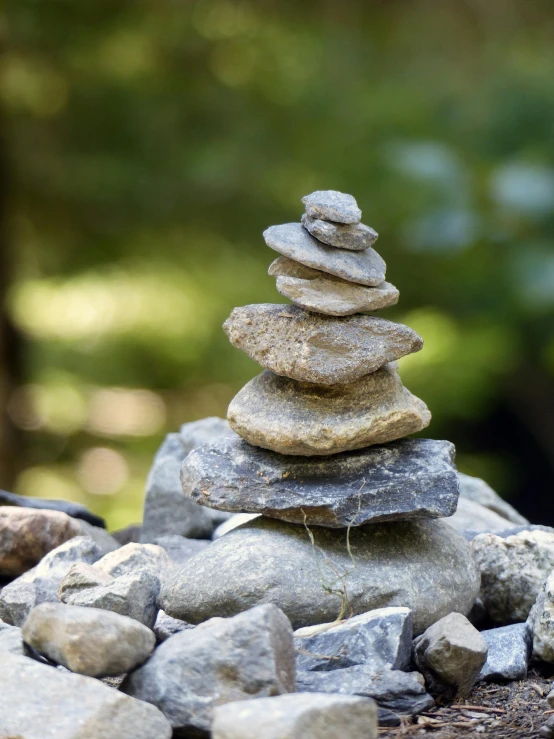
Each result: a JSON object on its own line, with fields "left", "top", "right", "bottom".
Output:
{"left": 446, "top": 497, "right": 513, "bottom": 534}
{"left": 212, "top": 693, "right": 378, "bottom": 739}
{"left": 413, "top": 613, "right": 487, "bottom": 698}
{"left": 0, "top": 507, "right": 82, "bottom": 576}
{"left": 528, "top": 571, "right": 554, "bottom": 663}
{"left": 472, "top": 530, "right": 554, "bottom": 623}
{"left": 224, "top": 304, "right": 422, "bottom": 385}
{"left": 141, "top": 419, "right": 236, "bottom": 544}
{"left": 0, "top": 621, "right": 25, "bottom": 655}
{"left": 181, "top": 437, "right": 458, "bottom": 528}
{"left": 95, "top": 542, "right": 170, "bottom": 579}
{"left": 0, "top": 536, "right": 104, "bottom": 626}
{"left": 160, "top": 517, "right": 479, "bottom": 634}
{"left": 122, "top": 604, "right": 296, "bottom": 737}
{"left": 301, "top": 212, "right": 377, "bottom": 250}
{"left": 23, "top": 602, "right": 155, "bottom": 677}
{"left": 0, "top": 488, "right": 106, "bottom": 528}
{"left": 227, "top": 365, "right": 431, "bottom": 456}
{"left": 0, "top": 652, "right": 172, "bottom": 739}
{"left": 302, "top": 191, "right": 362, "bottom": 224}
{"left": 296, "top": 666, "right": 434, "bottom": 719}
{"left": 458, "top": 473, "right": 529, "bottom": 526}
{"left": 294, "top": 607, "right": 412, "bottom": 673}
{"left": 263, "top": 224, "right": 385, "bottom": 286}
{"left": 477, "top": 623, "right": 532, "bottom": 681}
{"left": 57, "top": 561, "right": 113, "bottom": 598}
{"left": 153, "top": 610, "right": 193, "bottom": 642}
{"left": 153, "top": 535, "right": 210, "bottom": 565}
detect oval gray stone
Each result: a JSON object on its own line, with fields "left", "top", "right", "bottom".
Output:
{"left": 159, "top": 517, "right": 480, "bottom": 634}
{"left": 181, "top": 436, "right": 457, "bottom": 528}
{"left": 301, "top": 212, "right": 377, "bottom": 251}
{"left": 263, "top": 223, "right": 385, "bottom": 286}
{"left": 223, "top": 304, "right": 423, "bottom": 385}
{"left": 227, "top": 365, "right": 431, "bottom": 456}
{"left": 302, "top": 190, "right": 362, "bottom": 224}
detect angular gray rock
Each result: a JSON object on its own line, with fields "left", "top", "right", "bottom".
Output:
{"left": 153, "top": 535, "right": 210, "bottom": 565}
{"left": 301, "top": 212, "right": 377, "bottom": 250}
{"left": 413, "top": 613, "right": 488, "bottom": 698}
{"left": 477, "top": 623, "right": 532, "bottom": 681}
{"left": 472, "top": 529, "right": 554, "bottom": 622}
{"left": 263, "top": 223, "right": 385, "bottom": 286}
{"left": 0, "top": 488, "right": 106, "bottom": 528}
{"left": 181, "top": 437, "right": 458, "bottom": 528}
{"left": 528, "top": 571, "right": 554, "bottom": 663}
{"left": 160, "top": 517, "right": 479, "bottom": 634}
{"left": 57, "top": 561, "right": 113, "bottom": 598}
{"left": 227, "top": 365, "right": 431, "bottom": 456}
{"left": 296, "top": 665, "right": 434, "bottom": 719}
{"left": 0, "top": 507, "right": 82, "bottom": 576}
{"left": 141, "top": 419, "right": 236, "bottom": 544}
{"left": 0, "top": 652, "right": 172, "bottom": 739}
{"left": 294, "top": 607, "right": 413, "bottom": 673}
{"left": 122, "top": 604, "right": 296, "bottom": 737}
{"left": 302, "top": 190, "right": 362, "bottom": 224}
{"left": 458, "top": 472, "right": 529, "bottom": 526}
{"left": 95, "top": 542, "right": 170, "bottom": 578}
{"left": 0, "top": 536, "right": 104, "bottom": 626}
{"left": 446, "top": 497, "right": 513, "bottom": 534}
{"left": 153, "top": 610, "right": 193, "bottom": 642}
{"left": 23, "top": 602, "right": 156, "bottom": 677}
{"left": 0, "top": 621, "right": 25, "bottom": 655}
{"left": 223, "top": 304, "right": 422, "bottom": 385}
{"left": 212, "top": 693, "right": 378, "bottom": 739}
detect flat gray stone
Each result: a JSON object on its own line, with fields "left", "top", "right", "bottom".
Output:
{"left": 296, "top": 665, "right": 434, "bottom": 718}
{"left": 264, "top": 223, "right": 385, "bottom": 286}
{"left": 301, "top": 212, "right": 377, "bottom": 250}
{"left": 478, "top": 623, "right": 532, "bottom": 681}
{"left": 458, "top": 472, "right": 529, "bottom": 526}
{"left": 160, "top": 517, "right": 479, "bottom": 635}
{"left": 23, "top": 602, "right": 156, "bottom": 677}
{"left": 0, "top": 652, "right": 172, "bottom": 739}
{"left": 302, "top": 191, "right": 362, "bottom": 224}
{"left": 528, "top": 571, "right": 554, "bottom": 663}
{"left": 294, "top": 607, "right": 412, "bottom": 673}
{"left": 223, "top": 304, "right": 423, "bottom": 385}
{"left": 153, "top": 610, "right": 193, "bottom": 642}
{"left": 227, "top": 365, "right": 431, "bottom": 456}
{"left": 413, "top": 613, "right": 487, "bottom": 698}
{"left": 212, "top": 693, "right": 378, "bottom": 739}
{"left": 141, "top": 419, "right": 236, "bottom": 544}
{"left": 122, "top": 604, "right": 295, "bottom": 737}
{"left": 446, "top": 497, "right": 513, "bottom": 534}
{"left": 472, "top": 529, "right": 554, "bottom": 623}
{"left": 0, "top": 489, "right": 106, "bottom": 528}
{"left": 181, "top": 437, "right": 458, "bottom": 528}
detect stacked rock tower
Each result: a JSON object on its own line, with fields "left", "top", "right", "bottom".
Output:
{"left": 175, "top": 190, "right": 479, "bottom": 631}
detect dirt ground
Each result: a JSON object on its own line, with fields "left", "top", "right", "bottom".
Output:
{"left": 379, "top": 667, "right": 554, "bottom": 738}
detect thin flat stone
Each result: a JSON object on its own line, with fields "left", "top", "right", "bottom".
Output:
{"left": 302, "top": 190, "right": 362, "bottom": 224}
{"left": 181, "top": 436, "right": 459, "bottom": 528}
{"left": 227, "top": 365, "right": 431, "bottom": 456}
{"left": 301, "top": 213, "right": 377, "bottom": 250}
{"left": 223, "top": 304, "right": 423, "bottom": 385}
{"left": 263, "top": 223, "right": 385, "bottom": 286}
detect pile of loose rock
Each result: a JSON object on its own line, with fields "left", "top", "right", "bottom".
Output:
{"left": 2, "top": 191, "right": 554, "bottom": 739}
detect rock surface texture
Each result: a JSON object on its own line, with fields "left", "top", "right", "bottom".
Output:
{"left": 528, "top": 571, "right": 554, "bottom": 663}
{"left": 301, "top": 212, "right": 377, "bottom": 250}
{"left": 181, "top": 437, "right": 458, "bottom": 528}
{"left": 478, "top": 623, "right": 532, "bottom": 681}
{"left": 302, "top": 190, "right": 362, "bottom": 224}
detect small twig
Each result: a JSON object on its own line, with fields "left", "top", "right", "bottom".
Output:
{"left": 451, "top": 704, "right": 505, "bottom": 713}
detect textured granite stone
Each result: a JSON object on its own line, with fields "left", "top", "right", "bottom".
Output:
{"left": 264, "top": 223, "right": 385, "bottom": 286}
{"left": 457, "top": 472, "right": 529, "bottom": 526}
{"left": 153, "top": 610, "right": 193, "bottom": 642}
{"left": 227, "top": 365, "right": 431, "bottom": 456}
{"left": 212, "top": 693, "right": 378, "bottom": 739}
{"left": 301, "top": 212, "right": 377, "bottom": 250}
{"left": 294, "top": 607, "right": 413, "bottom": 673}
{"left": 478, "top": 623, "right": 532, "bottom": 681}
{"left": 223, "top": 304, "right": 423, "bottom": 385}
{"left": 159, "top": 517, "right": 479, "bottom": 634}
{"left": 0, "top": 652, "right": 172, "bottom": 739}
{"left": 302, "top": 191, "right": 362, "bottom": 224}
{"left": 181, "top": 437, "right": 457, "bottom": 528}
{"left": 528, "top": 571, "right": 554, "bottom": 663}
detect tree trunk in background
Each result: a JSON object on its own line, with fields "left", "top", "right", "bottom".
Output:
{"left": 0, "top": 111, "right": 22, "bottom": 488}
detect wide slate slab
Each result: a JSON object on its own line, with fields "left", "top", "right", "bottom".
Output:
{"left": 223, "top": 304, "right": 423, "bottom": 385}
{"left": 301, "top": 213, "right": 377, "bottom": 250}
{"left": 181, "top": 436, "right": 458, "bottom": 528}
{"left": 263, "top": 223, "right": 385, "bottom": 286}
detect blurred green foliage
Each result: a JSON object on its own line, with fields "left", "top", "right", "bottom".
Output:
{"left": 2, "top": 0, "right": 554, "bottom": 528}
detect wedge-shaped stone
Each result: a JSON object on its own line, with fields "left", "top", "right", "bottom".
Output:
{"left": 223, "top": 304, "right": 422, "bottom": 384}
{"left": 159, "top": 517, "right": 480, "bottom": 635}
{"left": 227, "top": 365, "right": 431, "bottom": 456}
{"left": 0, "top": 652, "right": 172, "bottom": 739}
{"left": 301, "top": 212, "right": 377, "bottom": 250}
{"left": 302, "top": 190, "right": 362, "bottom": 224}
{"left": 264, "top": 223, "right": 385, "bottom": 286}
{"left": 182, "top": 437, "right": 456, "bottom": 528}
